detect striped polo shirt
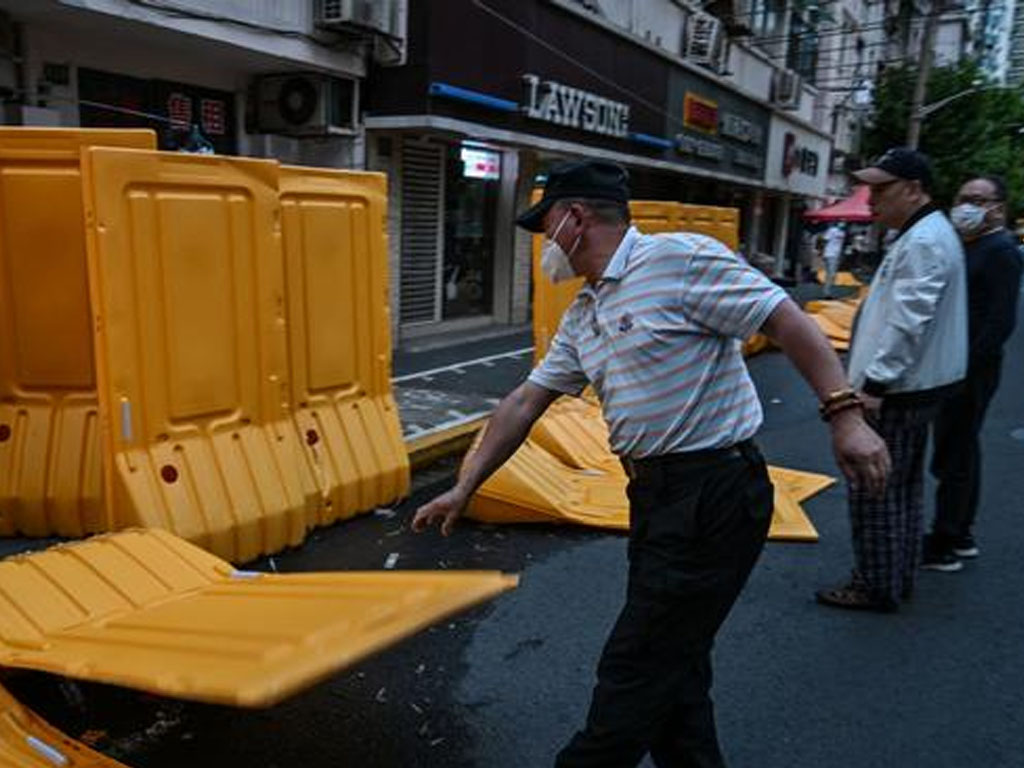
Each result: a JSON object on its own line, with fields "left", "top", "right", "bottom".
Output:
{"left": 529, "top": 227, "right": 788, "bottom": 458}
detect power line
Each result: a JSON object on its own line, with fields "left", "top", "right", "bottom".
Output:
{"left": 471, "top": 0, "right": 692, "bottom": 128}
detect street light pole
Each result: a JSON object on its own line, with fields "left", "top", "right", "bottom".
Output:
{"left": 907, "top": 1, "right": 942, "bottom": 149}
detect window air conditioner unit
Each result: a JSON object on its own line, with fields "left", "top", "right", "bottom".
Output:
{"left": 771, "top": 69, "right": 802, "bottom": 109}
{"left": 686, "top": 13, "right": 724, "bottom": 66}
{"left": 316, "top": 0, "right": 393, "bottom": 35}
{"left": 254, "top": 74, "right": 359, "bottom": 136}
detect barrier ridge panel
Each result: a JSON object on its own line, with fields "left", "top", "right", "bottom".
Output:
{"left": 82, "top": 149, "right": 318, "bottom": 562}
{"left": 0, "top": 129, "right": 155, "bottom": 539}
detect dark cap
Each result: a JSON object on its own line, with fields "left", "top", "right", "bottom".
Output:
{"left": 852, "top": 147, "right": 933, "bottom": 189}
{"left": 516, "top": 160, "right": 630, "bottom": 232}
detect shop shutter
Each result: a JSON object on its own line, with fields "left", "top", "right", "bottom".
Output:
{"left": 399, "top": 140, "right": 444, "bottom": 326}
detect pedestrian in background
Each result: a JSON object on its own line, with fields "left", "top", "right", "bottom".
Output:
{"left": 413, "top": 160, "right": 889, "bottom": 767}
{"left": 822, "top": 222, "right": 846, "bottom": 296}
{"left": 922, "top": 175, "right": 1023, "bottom": 571}
{"left": 817, "top": 147, "right": 968, "bottom": 612}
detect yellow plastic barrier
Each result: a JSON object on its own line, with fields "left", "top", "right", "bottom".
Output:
{"left": 0, "top": 528, "right": 517, "bottom": 708}
{"left": 805, "top": 296, "right": 862, "bottom": 352}
{"left": 0, "top": 129, "right": 156, "bottom": 540}
{"left": 0, "top": 682, "right": 128, "bottom": 767}
{"left": 467, "top": 400, "right": 833, "bottom": 541}
{"left": 81, "top": 148, "right": 317, "bottom": 562}
{"left": 679, "top": 203, "right": 740, "bottom": 251}
{"left": 1, "top": 136, "right": 410, "bottom": 560}
{"left": 279, "top": 166, "right": 409, "bottom": 526}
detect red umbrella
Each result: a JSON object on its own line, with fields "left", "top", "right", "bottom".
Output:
{"left": 803, "top": 184, "right": 873, "bottom": 223}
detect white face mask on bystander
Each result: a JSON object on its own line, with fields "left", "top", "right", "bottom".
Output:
{"left": 949, "top": 203, "right": 988, "bottom": 236}
{"left": 541, "top": 211, "right": 581, "bottom": 283}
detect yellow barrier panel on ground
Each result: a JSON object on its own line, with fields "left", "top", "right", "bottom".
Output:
{"left": 0, "top": 683, "right": 123, "bottom": 767}
{"left": 467, "top": 399, "right": 833, "bottom": 541}
{"left": 279, "top": 166, "right": 409, "bottom": 526}
{"left": 0, "top": 129, "right": 156, "bottom": 540}
{"left": 805, "top": 295, "right": 861, "bottom": 352}
{"left": 0, "top": 529, "right": 517, "bottom": 708}
{"left": 81, "top": 148, "right": 317, "bottom": 562}
{"left": 0, "top": 682, "right": 128, "bottom": 767}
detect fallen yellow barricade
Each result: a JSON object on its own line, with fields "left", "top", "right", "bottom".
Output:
{"left": 804, "top": 296, "right": 862, "bottom": 352}
{"left": 466, "top": 399, "right": 834, "bottom": 542}
{"left": 0, "top": 529, "right": 516, "bottom": 708}
{"left": 0, "top": 681, "right": 128, "bottom": 767}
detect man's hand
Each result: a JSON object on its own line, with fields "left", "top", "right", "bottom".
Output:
{"left": 412, "top": 485, "right": 471, "bottom": 536}
{"left": 410, "top": 381, "right": 560, "bottom": 537}
{"left": 829, "top": 408, "right": 890, "bottom": 497}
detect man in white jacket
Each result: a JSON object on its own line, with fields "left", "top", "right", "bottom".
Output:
{"left": 817, "top": 148, "right": 967, "bottom": 612}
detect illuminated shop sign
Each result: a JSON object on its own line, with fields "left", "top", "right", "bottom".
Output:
{"left": 683, "top": 92, "right": 718, "bottom": 134}
{"left": 521, "top": 74, "right": 630, "bottom": 138}
{"left": 783, "top": 132, "right": 820, "bottom": 177}
{"left": 460, "top": 146, "right": 501, "bottom": 180}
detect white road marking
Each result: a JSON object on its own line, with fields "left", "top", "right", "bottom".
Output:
{"left": 392, "top": 346, "right": 534, "bottom": 383}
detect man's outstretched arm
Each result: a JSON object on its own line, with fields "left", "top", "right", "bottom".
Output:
{"left": 412, "top": 381, "right": 562, "bottom": 535}
{"left": 762, "top": 298, "right": 891, "bottom": 496}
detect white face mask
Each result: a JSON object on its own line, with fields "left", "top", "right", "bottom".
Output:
{"left": 541, "top": 211, "right": 581, "bottom": 283}
{"left": 950, "top": 203, "right": 988, "bottom": 236}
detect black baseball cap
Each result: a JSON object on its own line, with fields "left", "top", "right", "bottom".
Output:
{"left": 516, "top": 160, "right": 630, "bottom": 232}
{"left": 852, "top": 147, "right": 933, "bottom": 189}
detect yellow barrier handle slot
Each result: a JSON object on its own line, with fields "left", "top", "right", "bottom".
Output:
{"left": 119, "top": 397, "right": 133, "bottom": 443}
{"left": 230, "top": 569, "right": 265, "bottom": 580}
{"left": 26, "top": 736, "right": 69, "bottom": 766}
{"left": 120, "top": 396, "right": 138, "bottom": 472}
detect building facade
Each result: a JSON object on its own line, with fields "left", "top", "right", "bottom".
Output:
{"left": 2, "top": 0, "right": 869, "bottom": 343}
{"left": 367, "top": 0, "right": 833, "bottom": 339}
{"left": 0, "top": 0, "right": 404, "bottom": 169}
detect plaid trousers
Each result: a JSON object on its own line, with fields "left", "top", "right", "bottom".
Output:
{"left": 848, "top": 402, "right": 939, "bottom": 605}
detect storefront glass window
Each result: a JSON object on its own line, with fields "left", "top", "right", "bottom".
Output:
{"left": 442, "top": 142, "right": 500, "bottom": 319}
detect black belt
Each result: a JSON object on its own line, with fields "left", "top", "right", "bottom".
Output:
{"left": 620, "top": 439, "right": 757, "bottom": 481}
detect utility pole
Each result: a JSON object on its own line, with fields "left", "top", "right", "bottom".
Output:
{"left": 907, "top": 0, "right": 943, "bottom": 149}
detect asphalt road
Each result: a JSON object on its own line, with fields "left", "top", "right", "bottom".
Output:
{"left": 10, "top": 299, "right": 1024, "bottom": 767}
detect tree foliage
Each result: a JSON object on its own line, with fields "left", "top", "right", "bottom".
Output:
{"left": 862, "top": 60, "right": 1024, "bottom": 218}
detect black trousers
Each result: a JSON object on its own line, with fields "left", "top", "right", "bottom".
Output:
{"left": 555, "top": 442, "right": 773, "bottom": 768}
{"left": 930, "top": 359, "right": 1003, "bottom": 543}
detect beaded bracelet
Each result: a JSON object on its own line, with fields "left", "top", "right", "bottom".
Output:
{"left": 817, "top": 387, "right": 860, "bottom": 419}
{"left": 821, "top": 396, "right": 864, "bottom": 422}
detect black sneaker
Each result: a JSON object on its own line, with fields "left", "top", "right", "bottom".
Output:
{"left": 925, "top": 536, "right": 962, "bottom": 573}
{"left": 953, "top": 535, "right": 979, "bottom": 558}
{"left": 921, "top": 550, "right": 963, "bottom": 572}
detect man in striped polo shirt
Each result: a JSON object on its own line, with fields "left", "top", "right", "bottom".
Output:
{"left": 413, "top": 160, "right": 890, "bottom": 767}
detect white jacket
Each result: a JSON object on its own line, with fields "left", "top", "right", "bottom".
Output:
{"left": 847, "top": 208, "right": 967, "bottom": 396}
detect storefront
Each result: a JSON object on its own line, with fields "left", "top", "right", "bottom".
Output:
{"left": 77, "top": 68, "right": 237, "bottom": 154}
{"left": 764, "top": 114, "right": 831, "bottom": 277}
{"left": 365, "top": 0, "right": 780, "bottom": 339}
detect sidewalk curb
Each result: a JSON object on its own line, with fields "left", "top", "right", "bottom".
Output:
{"left": 405, "top": 415, "right": 489, "bottom": 470}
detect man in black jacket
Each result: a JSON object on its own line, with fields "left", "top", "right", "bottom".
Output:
{"left": 923, "top": 175, "right": 1023, "bottom": 571}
